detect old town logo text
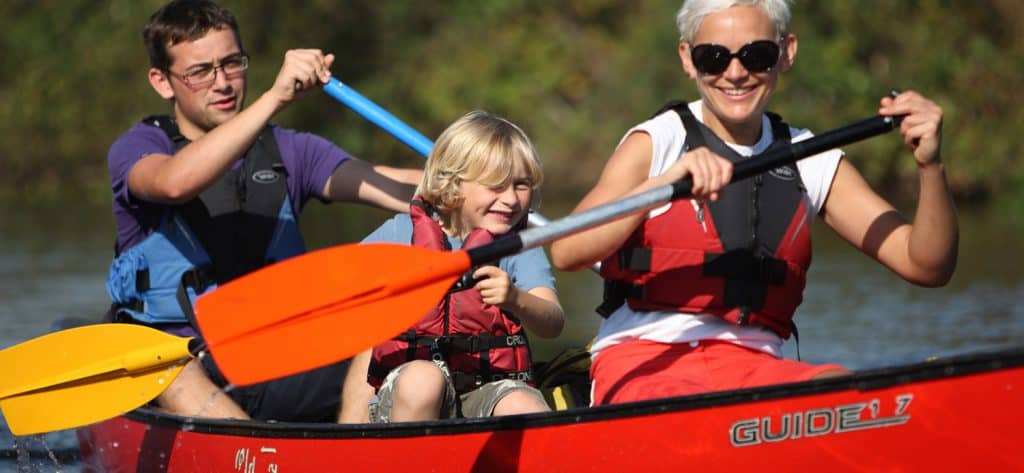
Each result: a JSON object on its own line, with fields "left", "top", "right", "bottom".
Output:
{"left": 730, "top": 394, "right": 913, "bottom": 447}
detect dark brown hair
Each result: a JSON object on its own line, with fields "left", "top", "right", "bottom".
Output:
{"left": 143, "top": 0, "right": 242, "bottom": 70}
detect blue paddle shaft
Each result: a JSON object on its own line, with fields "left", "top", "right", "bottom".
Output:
{"left": 322, "top": 77, "right": 555, "bottom": 229}
{"left": 323, "top": 78, "right": 434, "bottom": 156}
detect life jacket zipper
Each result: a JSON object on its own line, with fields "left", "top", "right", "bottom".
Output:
{"left": 692, "top": 199, "right": 708, "bottom": 233}
{"left": 172, "top": 214, "right": 199, "bottom": 254}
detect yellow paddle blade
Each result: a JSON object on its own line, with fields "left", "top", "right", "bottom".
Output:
{"left": 197, "top": 243, "right": 471, "bottom": 386}
{"left": 0, "top": 324, "right": 193, "bottom": 436}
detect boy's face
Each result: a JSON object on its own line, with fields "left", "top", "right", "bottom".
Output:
{"left": 455, "top": 173, "right": 532, "bottom": 238}
{"left": 150, "top": 27, "right": 247, "bottom": 138}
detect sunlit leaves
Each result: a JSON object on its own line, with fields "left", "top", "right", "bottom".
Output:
{"left": 0, "top": 0, "right": 1021, "bottom": 210}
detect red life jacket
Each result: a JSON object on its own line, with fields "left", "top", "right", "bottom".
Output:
{"left": 598, "top": 102, "right": 811, "bottom": 339}
{"left": 368, "top": 199, "right": 533, "bottom": 393}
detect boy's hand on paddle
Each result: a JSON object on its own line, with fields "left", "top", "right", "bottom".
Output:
{"left": 269, "top": 49, "right": 335, "bottom": 108}
{"left": 472, "top": 265, "right": 518, "bottom": 308}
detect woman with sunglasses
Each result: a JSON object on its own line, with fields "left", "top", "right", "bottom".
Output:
{"left": 549, "top": 0, "right": 958, "bottom": 406}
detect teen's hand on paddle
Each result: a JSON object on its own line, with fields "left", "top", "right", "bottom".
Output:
{"left": 879, "top": 90, "right": 943, "bottom": 168}
{"left": 472, "top": 265, "right": 518, "bottom": 308}
{"left": 666, "top": 147, "right": 733, "bottom": 201}
{"left": 268, "top": 49, "right": 335, "bottom": 108}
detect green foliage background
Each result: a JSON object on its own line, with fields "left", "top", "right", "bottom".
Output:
{"left": 2, "top": 0, "right": 1021, "bottom": 213}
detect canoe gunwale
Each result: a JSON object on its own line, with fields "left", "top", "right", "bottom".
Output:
{"left": 114, "top": 345, "right": 1024, "bottom": 440}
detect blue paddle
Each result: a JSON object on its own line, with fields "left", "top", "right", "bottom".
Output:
{"left": 321, "top": 78, "right": 555, "bottom": 229}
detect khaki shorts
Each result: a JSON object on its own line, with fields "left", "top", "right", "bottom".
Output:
{"left": 370, "top": 360, "right": 546, "bottom": 423}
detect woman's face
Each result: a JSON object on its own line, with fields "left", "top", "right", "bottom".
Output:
{"left": 679, "top": 5, "right": 796, "bottom": 144}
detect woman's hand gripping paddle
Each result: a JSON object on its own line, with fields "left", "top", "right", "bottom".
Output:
{"left": 196, "top": 106, "right": 905, "bottom": 388}
{"left": 0, "top": 324, "right": 198, "bottom": 436}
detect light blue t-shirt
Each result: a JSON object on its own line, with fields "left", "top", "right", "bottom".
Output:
{"left": 362, "top": 213, "right": 556, "bottom": 292}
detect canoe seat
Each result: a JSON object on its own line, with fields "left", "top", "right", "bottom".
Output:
{"left": 534, "top": 343, "right": 593, "bottom": 410}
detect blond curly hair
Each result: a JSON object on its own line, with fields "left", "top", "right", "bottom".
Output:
{"left": 416, "top": 111, "right": 543, "bottom": 219}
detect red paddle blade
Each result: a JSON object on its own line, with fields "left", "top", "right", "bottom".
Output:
{"left": 194, "top": 243, "right": 471, "bottom": 386}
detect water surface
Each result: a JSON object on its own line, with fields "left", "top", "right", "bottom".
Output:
{"left": 2, "top": 202, "right": 1021, "bottom": 471}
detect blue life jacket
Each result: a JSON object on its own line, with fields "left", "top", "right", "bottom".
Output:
{"left": 106, "top": 116, "right": 306, "bottom": 325}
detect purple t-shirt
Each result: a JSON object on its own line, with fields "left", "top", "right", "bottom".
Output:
{"left": 108, "top": 122, "right": 351, "bottom": 253}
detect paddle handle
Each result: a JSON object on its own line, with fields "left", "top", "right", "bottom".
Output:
{"left": 468, "top": 111, "right": 903, "bottom": 265}
{"left": 322, "top": 77, "right": 555, "bottom": 230}
{"left": 670, "top": 113, "right": 903, "bottom": 200}
{"left": 670, "top": 90, "right": 903, "bottom": 199}
{"left": 189, "top": 338, "right": 206, "bottom": 356}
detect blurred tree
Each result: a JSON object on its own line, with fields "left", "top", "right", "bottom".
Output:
{"left": 0, "top": 0, "right": 1020, "bottom": 214}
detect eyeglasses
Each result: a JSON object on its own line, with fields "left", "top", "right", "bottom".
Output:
{"left": 690, "top": 40, "right": 780, "bottom": 75}
{"left": 166, "top": 54, "right": 249, "bottom": 89}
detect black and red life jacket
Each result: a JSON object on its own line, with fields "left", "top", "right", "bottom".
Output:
{"left": 598, "top": 102, "right": 812, "bottom": 338}
{"left": 368, "top": 199, "right": 533, "bottom": 393}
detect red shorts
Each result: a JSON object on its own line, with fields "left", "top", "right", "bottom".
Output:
{"left": 590, "top": 339, "right": 846, "bottom": 406}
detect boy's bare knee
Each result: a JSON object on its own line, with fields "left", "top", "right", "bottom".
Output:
{"left": 390, "top": 361, "right": 447, "bottom": 420}
{"left": 492, "top": 390, "right": 549, "bottom": 416}
{"left": 394, "top": 361, "right": 446, "bottom": 395}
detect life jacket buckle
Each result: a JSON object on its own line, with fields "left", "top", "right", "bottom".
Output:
{"left": 430, "top": 336, "right": 455, "bottom": 361}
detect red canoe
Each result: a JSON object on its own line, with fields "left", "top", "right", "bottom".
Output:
{"left": 77, "top": 346, "right": 1024, "bottom": 472}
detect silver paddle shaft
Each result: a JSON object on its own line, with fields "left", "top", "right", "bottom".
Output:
{"left": 468, "top": 113, "right": 901, "bottom": 265}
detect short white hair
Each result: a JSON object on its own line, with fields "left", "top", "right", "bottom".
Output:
{"left": 676, "top": 0, "right": 792, "bottom": 43}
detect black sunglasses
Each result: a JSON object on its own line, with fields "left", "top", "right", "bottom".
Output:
{"left": 690, "top": 40, "right": 781, "bottom": 75}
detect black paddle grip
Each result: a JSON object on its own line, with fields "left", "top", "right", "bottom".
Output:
{"left": 188, "top": 338, "right": 207, "bottom": 356}
{"left": 466, "top": 234, "right": 524, "bottom": 266}
{"left": 671, "top": 109, "right": 903, "bottom": 200}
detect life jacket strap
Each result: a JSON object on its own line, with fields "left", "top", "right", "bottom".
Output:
{"left": 596, "top": 280, "right": 642, "bottom": 318}
{"left": 703, "top": 250, "right": 788, "bottom": 285}
{"left": 175, "top": 267, "right": 217, "bottom": 328}
{"left": 395, "top": 332, "right": 530, "bottom": 352}
{"left": 452, "top": 370, "right": 533, "bottom": 393}
{"left": 108, "top": 266, "right": 215, "bottom": 327}
{"left": 616, "top": 247, "right": 653, "bottom": 272}
{"left": 107, "top": 268, "right": 148, "bottom": 320}
{"left": 135, "top": 269, "right": 150, "bottom": 292}
{"left": 367, "top": 362, "right": 533, "bottom": 395}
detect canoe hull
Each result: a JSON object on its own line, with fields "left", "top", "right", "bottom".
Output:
{"left": 78, "top": 347, "right": 1024, "bottom": 472}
